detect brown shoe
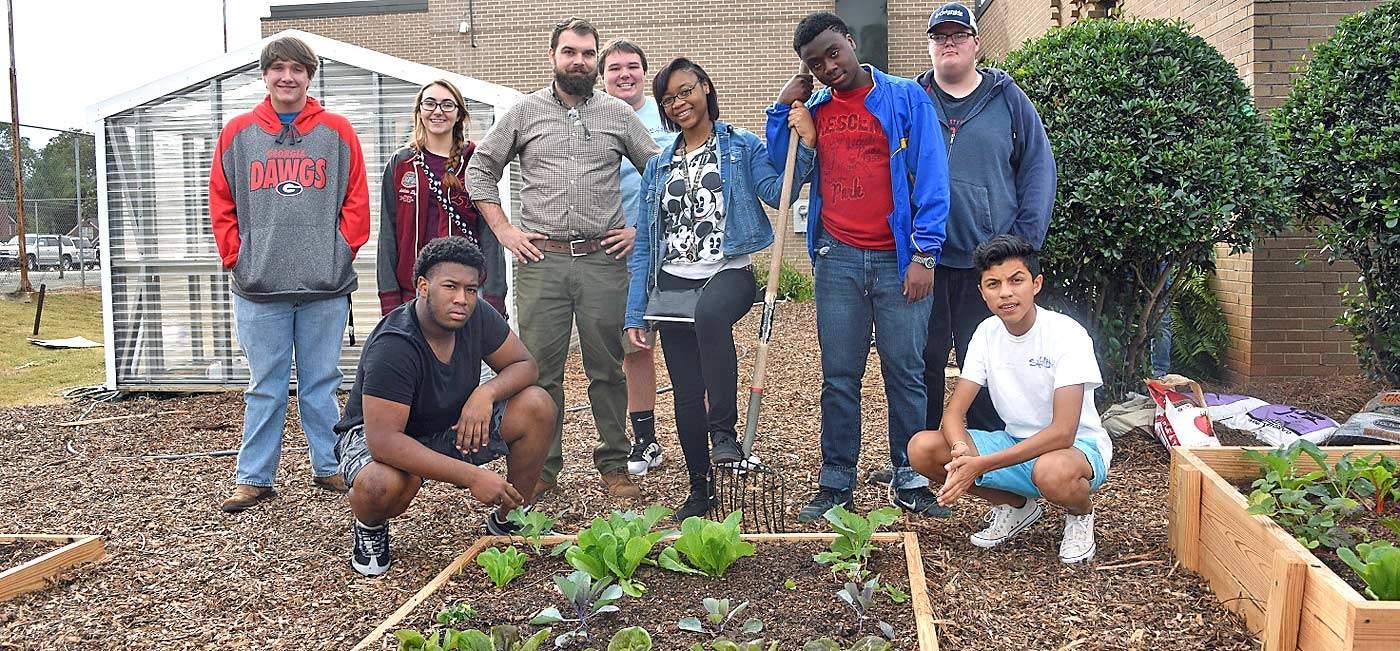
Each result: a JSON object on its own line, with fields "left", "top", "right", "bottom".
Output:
{"left": 220, "top": 485, "right": 275, "bottom": 513}
{"left": 313, "top": 473, "right": 349, "bottom": 494}
{"left": 600, "top": 472, "right": 641, "bottom": 499}
{"left": 534, "top": 478, "right": 558, "bottom": 501}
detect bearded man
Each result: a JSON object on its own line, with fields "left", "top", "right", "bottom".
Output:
{"left": 467, "top": 17, "right": 660, "bottom": 500}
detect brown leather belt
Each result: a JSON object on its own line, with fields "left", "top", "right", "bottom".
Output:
{"left": 538, "top": 238, "right": 604, "bottom": 256}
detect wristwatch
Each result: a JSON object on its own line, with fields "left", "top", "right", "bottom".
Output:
{"left": 911, "top": 253, "right": 936, "bottom": 269}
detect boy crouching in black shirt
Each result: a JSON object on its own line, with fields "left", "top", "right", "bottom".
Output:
{"left": 335, "top": 236, "right": 555, "bottom": 576}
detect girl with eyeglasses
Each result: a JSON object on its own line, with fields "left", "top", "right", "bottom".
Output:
{"left": 377, "top": 79, "right": 508, "bottom": 316}
{"left": 624, "top": 58, "right": 817, "bottom": 521}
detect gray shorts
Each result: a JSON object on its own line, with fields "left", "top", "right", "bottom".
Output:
{"left": 336, "top": 401, "right": 509, "bottom": 487}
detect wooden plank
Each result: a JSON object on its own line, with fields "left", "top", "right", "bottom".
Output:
{"left": 902, "top": 532, "right": 939, "bottom": 651}
{"left": 0, "top": 535, "right": 104, "bottom": 602}
{"left": 1188, "top": 446, "right": 1400, "bottom": 482}
{"left": 1197, "top": 537, "right": 1267, "bottom": 633}
{"left": 1262, "top": 550, "right": 1307, "bottom": 651}
{"left": 1197, "top": 470, "right": 1276, "bottom": 606}
{"left": 1168, "top": 449, "right": 1203, "bottom": 571}
{"left": 0, "top": 534, "right": 89, "bottom": 544}
{"left": 1350, "top": 601, "right": 1400, "bottom": 651}
{"left": 351, "top": 536, "right": 494, "bottom": 651}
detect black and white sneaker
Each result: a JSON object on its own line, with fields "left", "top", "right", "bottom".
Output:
{"left": 627, "top": 439, "right": 663, "bottom": 476}
{"left": 890, "top": 486, "right": 953, "bottom": 518}
{"left": 351, "top": 520, "right": 391, "bottom": 577}
{"left": 484, "top": 505, "right": 558, "bottom": 537}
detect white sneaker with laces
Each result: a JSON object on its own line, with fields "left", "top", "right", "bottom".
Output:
{"left": 1059, "top": 512, "right": 1096, "bottom": 563}
{"left": 970, "top": 499, "right": 1043, "bottom": 548}
{"left": 627, "top": 440, "right": 663, "bottom": 476}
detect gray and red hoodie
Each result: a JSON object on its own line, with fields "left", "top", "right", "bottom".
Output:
{"left": 209, "top": 95, "right": 370, "bottom": 302}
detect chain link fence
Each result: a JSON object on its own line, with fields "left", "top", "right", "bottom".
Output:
{"left": 0, "top": 123, "right": 97, "bottom": 293}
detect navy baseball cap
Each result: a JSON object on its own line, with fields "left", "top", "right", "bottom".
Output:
{"left": 928, "top": 2, "right": 978, "bottom": 35}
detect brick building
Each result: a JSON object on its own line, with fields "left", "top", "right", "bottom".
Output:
{"left": 264, "top": 0, "right": 1381, "bottom": 381}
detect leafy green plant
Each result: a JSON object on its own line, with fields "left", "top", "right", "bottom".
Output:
{"left": 1272, "top": 1, "right": 1400, "bottom": 385}
{"left": 476, "top": 546, "right": 527, "bottom": 590}
{"left": 688, "top": 641, "right": 779, "bottom": 651}
{"left": 394, "top": 625, "right": 550, "bottom": 651}
{"left": 1005, "top": 17, "right": 1290, "bottom": 399}
{"left": 605, "top": 626, "right": 653, "bottom": 651}
{"left": 528, "top": 570, "right": 624, "bottom": 647}
{"left": 436, "top": 603, "right": 477, "bottom": 627}
{"left": 1338, "top": 541, "right": 1400, "bottom": 601}
{"left": 658, "top": 510, "right": 755, "bottom": 578}
{"left": 1168, "top": 264, "right": 1229, "bottom": 380}
{"left": 678, "top": 597, "right": 764, "bottom": 640}
{"left": 879, "top": 583, "right": 909, "bottom": 605}
{"left": 801, "top": 637, "right": 892, "bottom": 650}
{"left": 1382, "top": 517, "right": 1400, "bottom": 542}
{"left": 563, "top": 505, "right": 673, "bottom": 597}
{"left": 836, "top": 577, "right": 895, "bottom": 641}
{"left": 1359, "top": 459, "right": 1397, "bottom": 512}
{"left": 783, "top": 578, "right": 797, "bottom": 591}
{"left": 813, "top": 505, "right": 900, "bottom": 582}
{"left": 754, "top": 259, "right": 815, "bottom": 303}
{"left": 506, "top": 507, "right": 558, "bottom": 554}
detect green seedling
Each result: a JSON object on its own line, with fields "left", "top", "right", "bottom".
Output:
{"left": 879, "top": 583, "right": 909, "bottom": 604}
{"left": 564, "top": 505, "right": 673, "bottom": 596}
{"left": 658, "top": 510, "right": 755, "bottom": 578}
{"left": 436, "top": 603, "right": 477, "bottom": 627}
{"left": 1338, "top": 540, "right": 1400, "bottom": 601}
{"left": 394, "top": 625, "right": 550, "bottom": 651}
{"left": 476, "top": 546, "right": 527, "bottom": 590}
{"left": 529, "top": 570, "right": 624, "bottom": 647}
{"left": 1359, "top": 461, "right": 1396, "bottom": 512}
{"left": 813, "top": 505, "right": 900, "bottom": 582}
{"left": 506, "top": 507, "right": 559, "bottom": 554}
{"left": 688, "top": 641, "right": 779, "bottom": 651}
{"left": 605, "top": 626, "right": 653, "bottom": 651}
{"left": 783, "top": 578, "right": 797, "bottom": 590}
{"left": 801, "top": 637, "right": 893, "bottom": 651}
{"left": 677, "top": 597, "right": 764, "bottom": 640}
{"left": 836, "top": 576, "right": 895, "bottom": 642}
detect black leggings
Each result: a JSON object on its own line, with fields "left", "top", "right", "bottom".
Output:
{"left": 656, "top": 267, "right": 756, "bottom": 488}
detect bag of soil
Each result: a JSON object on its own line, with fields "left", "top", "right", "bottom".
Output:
{"left": 1331, "top": 390, "right": 1400, "bottom": 446}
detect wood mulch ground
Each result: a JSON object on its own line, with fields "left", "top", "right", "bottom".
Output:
{"left": 0, "top": 301, "right": 1378, "bottom": 649}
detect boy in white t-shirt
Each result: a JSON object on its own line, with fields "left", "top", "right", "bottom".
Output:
{"left": 908, "top": 234, "right": 1110, "bottom": 563}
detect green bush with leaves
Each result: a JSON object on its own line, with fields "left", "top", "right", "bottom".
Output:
{"left": 1272, "top": 1, "right": 1400, "bottom": 385}
{"left": 754, "top": 258, "right": 815, "bottom": 303}
{"left": 1003, "top": 18, "right": 1290, "bottom": 399}
{"left": 1168, "top": 264, "right": 1229, "bottom": 380}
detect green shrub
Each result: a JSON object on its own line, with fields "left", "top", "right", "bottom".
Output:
{"left": 1169, "top": 264, "right": 1229, "bottom": 380}
{"left": 1272, "top": 1, "right": 1400, "bottom": 385}
{"left": 754, "top": 258, "right": 814, "bottom": 303}
{"left": 1004, "top": 18, "right": 1290, "bottom": 399}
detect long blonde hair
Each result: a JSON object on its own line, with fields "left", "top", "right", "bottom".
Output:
{"left": 410, "top": 79, "right": 471, "bottom": 191}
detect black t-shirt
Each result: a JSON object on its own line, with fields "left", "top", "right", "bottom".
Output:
{"left": 932, "top": 69, "right": 993, "bottom": 128}
{"left": 335, "top": 299, "right": 511, "bottom": 438}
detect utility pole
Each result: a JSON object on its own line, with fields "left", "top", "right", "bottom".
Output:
{"left": 6, "top": 0, "right": 30, "bottom": 294}
{"left": 74, "top": 133, "right": 83, "bottom": 286}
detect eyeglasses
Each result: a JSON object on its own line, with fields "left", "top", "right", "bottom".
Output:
{"left": 566, "top": 106, "right": 592, "bottom": 141}
{"left": 929, "top": 32, "right": 975, "bottom": 45}
{"left": 420, "top": 98, "right": 459, "bottom": 113}
{"left": 660, "top": 82, "right": 700, "bottom": 109}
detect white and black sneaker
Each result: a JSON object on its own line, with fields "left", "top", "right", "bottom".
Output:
{"left": 351, "top": 519, "right": 391, "bottom": 576}
{"left": 969, "top": 500, "right": 1043, "bottom": 549}
{"left": 627, "top": 439, "right": 663, "bottom": 476}
{"left": 1059, "top": 512, "right": 1096, "bottom": 564}
{"left": 484, "top": 505, "right": 557, "bottom": 537}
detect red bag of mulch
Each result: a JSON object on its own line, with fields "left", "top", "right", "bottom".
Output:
{"left": 1146, "top": 375, "right": 1219, "bottom": 448}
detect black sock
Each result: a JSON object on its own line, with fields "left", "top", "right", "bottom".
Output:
{"left": 629, "top": 410, "right": 656, "bottom": 443}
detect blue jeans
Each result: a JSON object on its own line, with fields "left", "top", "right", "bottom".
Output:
{"left": 232, "top": 293, "right": 348, "bottom": 486}
{"left": 813, "top": 232, "right": 932, "bottom": 491}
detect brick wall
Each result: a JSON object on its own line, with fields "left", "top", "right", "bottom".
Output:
{"left": 975, "top": 0, "right": 1056, "bottom": 59}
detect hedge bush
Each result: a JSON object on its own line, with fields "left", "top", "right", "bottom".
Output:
{"left": 1004, "top": 18, "right": 1290, "bottom": 399}
{"left": 1273, "top": 1, "right": 1400, "bottom": 385}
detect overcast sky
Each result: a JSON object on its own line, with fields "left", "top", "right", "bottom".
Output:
{"left": 0, "top": 0, "right": 343, "bottom": 145}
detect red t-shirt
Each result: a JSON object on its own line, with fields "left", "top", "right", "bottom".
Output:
{"left": 816, "top": 83, "right": 895, "bottom": 250}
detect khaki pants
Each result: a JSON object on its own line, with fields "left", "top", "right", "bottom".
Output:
{"left": 514, "top": 250, "right": 630, "bottom": 481}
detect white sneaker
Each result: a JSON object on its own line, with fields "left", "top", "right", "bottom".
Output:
{"left": 970, "top": 500, "right": 1043, "bottom": 548}
{"left": 627, "top": 440, "right": 663, "bottom": 476}
{"left": 1059, "top": 512, "right": 1096, "bottom": 563}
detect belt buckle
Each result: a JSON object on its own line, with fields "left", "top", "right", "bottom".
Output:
{"left": 569, "top": 239, "right": 589, "bottom": 257}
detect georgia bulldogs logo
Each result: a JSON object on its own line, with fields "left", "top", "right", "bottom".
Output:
{"left": 250, "top": 149, "right": 328, "bottom": 195}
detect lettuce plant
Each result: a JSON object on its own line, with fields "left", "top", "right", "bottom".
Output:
{"left": 436, "top": 603, "right": 477, "bottom": 627}
{"left": 1338, "top": 541, "right": 1400, "bottom": 601}
{"left": 393, "top": 625, "right": 549, "bottom": 651}
{"left": 506, "top": 507, "right": 559, "bottom": 554}
{"left": 475, "top": 546, "right": 527, "bottom": 590}
{"left": 563, "top": 505, "right": 673, "bottom": 596}
{"left": 801, "top": 638, "right": 892, "bottom": 651}
{"left": 658, "top": 510, "right": 755, "bottom": 577}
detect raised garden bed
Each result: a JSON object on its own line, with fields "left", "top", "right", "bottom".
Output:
{"left": 0, "top": 534, "right": 104, "bottom": 602}
{"left": 354, "top": 532, "right": 938, "bottom": 651}
{"left": 1168, "top": 446, "right": 1400, "bottom": 651}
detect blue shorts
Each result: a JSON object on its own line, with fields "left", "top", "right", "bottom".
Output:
{"left": 969, "top": 429, "right": 1108, "bottom": 499}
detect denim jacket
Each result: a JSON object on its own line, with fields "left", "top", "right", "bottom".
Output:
{"left": 766, "top": 65, "right": 949, "bottom": 279}
{"left": 625, "top": 121, "right": 815, "bottom": 330}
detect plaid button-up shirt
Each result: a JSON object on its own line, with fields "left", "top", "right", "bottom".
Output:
{"left": 467, "top": 86, "right": 661, "bottom": 240}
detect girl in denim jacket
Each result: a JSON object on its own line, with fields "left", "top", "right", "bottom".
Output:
{"left": 624, "top": 58, "right": 816, "bottom": 520}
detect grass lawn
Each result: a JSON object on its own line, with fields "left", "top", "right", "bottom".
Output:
{"left": 0, "top": 290, "right": 104, "bottom": 406}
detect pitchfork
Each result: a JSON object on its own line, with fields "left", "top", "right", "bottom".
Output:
{"left": 711, "top": 71, "right": 810, "bottom": 534}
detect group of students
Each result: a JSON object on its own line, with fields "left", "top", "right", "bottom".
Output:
{"left": 208, "top": 2, "right": 1112, "bottom": 579}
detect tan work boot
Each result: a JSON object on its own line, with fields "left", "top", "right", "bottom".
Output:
{"left": 600, "top": 472, "right": 641, "bottom": 499}
{"left": 220, "top": 485, "right": 275, "bottom": 513}
{"left": 313, "top": 473, "right": 349, "bottom": 494}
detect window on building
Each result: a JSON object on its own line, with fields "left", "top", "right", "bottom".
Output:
{"left": 836, "top": 0, "right": 888, "bottom": 72}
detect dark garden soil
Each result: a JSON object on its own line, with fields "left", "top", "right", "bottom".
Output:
{"left": 405, "top": 541, "right": 917, "bottom": 649}
{"left": 0, "top": 302, "right": 1382, "bottom": 649}
{"left": 0, "top": 540, "right": 63, "bottom": 571}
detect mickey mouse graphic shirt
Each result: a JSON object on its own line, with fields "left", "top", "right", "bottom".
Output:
{"left": 660, "top": 135, "right": 752, "bottom": 280}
